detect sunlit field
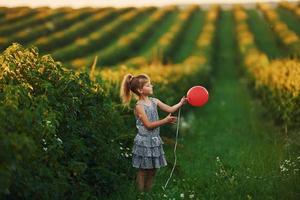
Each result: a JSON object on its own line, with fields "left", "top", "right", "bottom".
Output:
{"left": 0, "top": 1, "right": 299, "bottom": 199}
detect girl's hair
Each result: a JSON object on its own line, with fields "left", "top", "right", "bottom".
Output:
{"left": 120, "top": 73, "right": 150, "bottom": 105}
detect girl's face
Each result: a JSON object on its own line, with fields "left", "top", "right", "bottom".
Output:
{"left": 140, "top": 81, "right": 153, "bottom": 96}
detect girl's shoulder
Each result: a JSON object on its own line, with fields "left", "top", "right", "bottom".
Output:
{"left": 150, "top": 97, "right": 159, "bottom": 105}
{"left": 134, "top": 101, "right": 146, "bottom": 110}
{"left": 135, "top": 100, "right": 144, "bottom": 106}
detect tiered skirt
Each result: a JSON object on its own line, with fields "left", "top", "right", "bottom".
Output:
{"left": 132, "top": 134, "right": 167, "bottom": 169}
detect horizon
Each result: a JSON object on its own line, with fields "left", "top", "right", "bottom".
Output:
{"left": 0, "top": 0, "right": 298, "bottom": 8}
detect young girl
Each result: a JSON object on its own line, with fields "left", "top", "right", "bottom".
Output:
{"left": 120, "top": 73, "right": 186, "bottom": 193}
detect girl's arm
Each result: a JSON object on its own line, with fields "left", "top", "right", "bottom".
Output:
{"left": 154, "top": 96, "right": 186, "bottom": 113}
{"left": 135, "top": 104, "right": 177, "bottom": 130}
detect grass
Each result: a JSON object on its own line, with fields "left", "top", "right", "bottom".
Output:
{"left": 131, "top": 11, "right": 178, "bottom": 58}
{"left": 277, "top": 7, "right": 300, "bottom": 36}
{"left": 54, "top": 9, "right": 155, "bottom": 62}
{"left": 171, "top": 10, "right": 205, "bottom": 63}
{"left": 246, "top": 9, "right": 287, "bottom": 59}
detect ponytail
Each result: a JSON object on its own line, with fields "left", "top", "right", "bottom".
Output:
{"left": 120, "top": 74, "right": 133, "bottom": 105}
{"left": 120, "top": 73, "right": 150, "bottom": 106}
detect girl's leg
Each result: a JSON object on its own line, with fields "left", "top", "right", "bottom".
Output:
{"left": 145, "top": 168, "right": 156, "bottom": 192}
{"left": 136, "top": 169, "right": 146, "bottom": 192}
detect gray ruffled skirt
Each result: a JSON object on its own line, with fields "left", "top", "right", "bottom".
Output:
{"left": 132, "top": 133, "right": 167, "bottom": 169}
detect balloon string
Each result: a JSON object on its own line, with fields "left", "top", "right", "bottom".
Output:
{"left": 162, "top": 107, "right": 181, "bottom": 191}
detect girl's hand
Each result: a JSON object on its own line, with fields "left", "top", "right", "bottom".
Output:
{"left": 179, "top": 96, "right": 187, "bottom": 107}
{"left": 164, "top": 113, "right": 177, "bottom": 124}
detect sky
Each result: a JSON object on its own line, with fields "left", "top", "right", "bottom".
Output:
{"left": 0, "top": 0, "right": 298, "bottom": 8}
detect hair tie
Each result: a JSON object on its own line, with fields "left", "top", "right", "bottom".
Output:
{"left": 128, "top": 76, "right": 134, "bottom": 90}
{"left": 129, "top": 76, "right": 134, "bottom": 82}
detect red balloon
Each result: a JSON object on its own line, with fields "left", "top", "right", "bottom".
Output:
{"left": 187, "top": 86, "right": 209, "bottom": 107}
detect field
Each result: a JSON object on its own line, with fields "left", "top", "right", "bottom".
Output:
{"left": 0, "top": 2, "right": 299, "bottom": 199}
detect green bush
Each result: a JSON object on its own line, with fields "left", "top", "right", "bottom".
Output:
{"left": 0, "top": 43, "right": 133, "bottom": 199}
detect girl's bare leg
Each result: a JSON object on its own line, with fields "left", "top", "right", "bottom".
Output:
{"left": 136, "top": 169, "right": 146, "bottom": 192}
{"left": 145, "top": 168, "right": 156, "bottom": 192}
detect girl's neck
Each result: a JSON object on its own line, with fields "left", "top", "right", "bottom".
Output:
{"left": 138, "top": 95, "right": 149, "bottom": 101}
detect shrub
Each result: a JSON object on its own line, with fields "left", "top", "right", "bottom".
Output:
{"left": 0, "top": 43, "right": 133, "bottom": 199}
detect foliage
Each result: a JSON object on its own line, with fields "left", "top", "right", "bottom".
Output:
{"left": 0, "top": 43, "right": 132, "bottom": 199}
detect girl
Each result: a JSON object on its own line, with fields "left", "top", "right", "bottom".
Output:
{"left": 120, "top": 73, "right": 186, "bottom": 193}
